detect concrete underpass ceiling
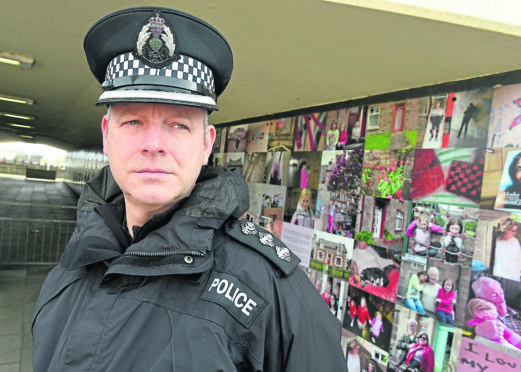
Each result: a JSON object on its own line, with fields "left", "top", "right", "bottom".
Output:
{"left": 1, "top": 0, "right": 521, "bottom": 151}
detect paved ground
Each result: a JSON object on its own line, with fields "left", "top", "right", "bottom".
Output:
{"left": 0, "top": 175, "right": 79, "bottom": 371}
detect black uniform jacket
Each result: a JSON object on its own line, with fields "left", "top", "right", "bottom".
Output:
{"left": 32, "top": 165, "right": 347, "bottom": 371}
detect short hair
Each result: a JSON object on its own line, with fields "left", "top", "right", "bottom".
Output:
{"left": 407, "top": 318, "right": 418, "bottom": 327}
{"left": 446, "top": 217, "right": 463, "bottom": 233}
{"left": 427, "top": 266, "right": 439, "bottom": 278}
{"left": 105, "top": 105, "right": 209, "bottom": 134}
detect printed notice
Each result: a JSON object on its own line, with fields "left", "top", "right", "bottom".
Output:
{"left": 280, "top": 222, "right": 314, "bottom": 267}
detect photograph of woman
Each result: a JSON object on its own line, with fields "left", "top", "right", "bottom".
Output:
{"left": 492, "top": 217, "right": 521, "bottom": 282}
{"left": 495, "top": 150, "right": 521, "bottom": 211}
{"left": 403, "top": 332, "right": 434, "bottom": 372}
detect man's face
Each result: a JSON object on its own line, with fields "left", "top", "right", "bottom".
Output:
{"left": 102, "top": 103, "right": 215, "bottom": 218}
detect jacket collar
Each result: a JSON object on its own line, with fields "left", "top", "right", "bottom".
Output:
{"left": 60, "top": 165, "right": 249, "bottom": 277}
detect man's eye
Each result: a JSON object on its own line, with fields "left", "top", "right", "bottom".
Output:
{"left": 172, "top": 123, "right": 188, "bottom": 130}
{"left": 123, "top": 120, "right": 140, "bottom": 125}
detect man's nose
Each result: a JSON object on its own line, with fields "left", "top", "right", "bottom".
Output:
{"left": 141, "top": 124, "right": 166, "bottom": 154}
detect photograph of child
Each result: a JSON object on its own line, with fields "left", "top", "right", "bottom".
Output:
{"left": 283, "top": 187, "right": 317, "bottom": 229}
{"left": 406, "top": 202, "right": 478, "bottom": 267}
{"left": 397, "top": 253, "right": 475, "bottom": 327}
{"left": 342, "top": 286, "right": 395, "bottom": 350}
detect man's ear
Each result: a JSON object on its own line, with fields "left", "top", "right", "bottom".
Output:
{"left": 101, "top": 115, "right": 109, "bottom": 156}
{"left": 203, "top": 125, "right": 216, "bottom": 165}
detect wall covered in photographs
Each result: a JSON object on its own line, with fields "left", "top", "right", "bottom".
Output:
{"left": 211, "top": 79, "right": 521, "bottom": 371}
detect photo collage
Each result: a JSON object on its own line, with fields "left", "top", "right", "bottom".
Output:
{"left": 211, "top": 83, "right": 521, "bottom": 372}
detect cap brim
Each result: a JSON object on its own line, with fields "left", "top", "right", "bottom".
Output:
{"left": 96, "top": 90, "right": 218, "bottom": 111}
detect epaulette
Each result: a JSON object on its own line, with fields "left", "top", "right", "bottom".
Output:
{"left": 225, "top": 220, "right": 300, "bottom": 276}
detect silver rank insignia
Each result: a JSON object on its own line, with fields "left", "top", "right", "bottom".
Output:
{"left": 135, "top": 12, "right": 179, "bottom": 68}
{"left": 240, "top": 221, "right": 257, "bottom": 235}
{"left": 276, "top": 246, "right": 291, "bottom": 262}
{"left": 258, "top": 232, "right": 274, "bottom": 247}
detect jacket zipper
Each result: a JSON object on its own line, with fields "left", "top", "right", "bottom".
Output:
{"left": 123, "top": 250, "right": 206, "bottom": 258}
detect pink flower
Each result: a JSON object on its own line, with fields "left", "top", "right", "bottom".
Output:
{"left": 396, "top": 189, "right": 402, "bottom": 198}
{"left": 406, "top": 160, "right": 410, "bottom": 164}
{"left": 387, "top": 166, "right": 391, "bottom": 172}
{"left": 369, "top": 182, "right": 373, "bottom": 186}
{"left": 387, "top": 195, "right": 392, "bottom": 199}
{"left": 377, "top": 165, "right": 381, "bottom": 170}
{"left": 399, "top": 197, "right": 404, "bottom": 202}
{"left": 400, "top": 160, "right": 404, "bottom": 165}
{"left": 384, "top": 175, "right": 389, "bottom": 182}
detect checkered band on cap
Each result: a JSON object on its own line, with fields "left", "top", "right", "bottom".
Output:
{"left": 104, "top": 52, "right": 215, "bottom": 94}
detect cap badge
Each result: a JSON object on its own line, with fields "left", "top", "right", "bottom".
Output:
{"left": 135, "top": 12, "right": 179, "bottom": 68}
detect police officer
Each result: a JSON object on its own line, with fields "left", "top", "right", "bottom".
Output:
{"left": 32, "top": 6, "right": 347, "bottom": 371}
